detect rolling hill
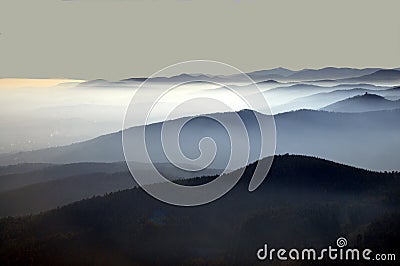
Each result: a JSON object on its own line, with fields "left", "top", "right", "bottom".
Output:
{"left": 0, "top": 162, "right": 128, "bottom": 192}
{"left": 339, "top": 69, "right": 400, "bottom": 85}
{"left": 0, "top": 155, "right": 398, "bottom": 265}
{"left": 0, "top": 109, "right": 399, "bottom": 171}
{"left": 0, "top": 163, "right": 52, "bottom": 176}
{"left": 321, "top": 93, "right": 400, "bottom": 113}
{"left": 272, "top": 88, "right": 375, "bottom": 113}
{"left": 0, "top": 171, "right": 134, "bottom": 217}
{"left": 0, "top": 162, "right": 222, "bottom": 217}
{"left": 270, "top": 83, "right": 398, "bottom": 113}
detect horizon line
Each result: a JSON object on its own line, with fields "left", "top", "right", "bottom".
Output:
{"left": 1, "top": 66, "right": 400, "bottom": 82}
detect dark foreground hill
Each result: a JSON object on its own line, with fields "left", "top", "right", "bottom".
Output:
{"left": 0, "top": 155, "right": 399, "bottom": 265}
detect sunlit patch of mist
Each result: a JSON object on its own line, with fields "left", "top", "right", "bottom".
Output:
{"left": 0, "top": 81, "right": 260, "bottom": 153}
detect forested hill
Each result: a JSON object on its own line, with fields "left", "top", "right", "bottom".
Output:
{"left": 0, "top": 155, "right": 399, "bottom": 265}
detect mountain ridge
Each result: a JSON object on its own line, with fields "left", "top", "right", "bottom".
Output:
{"left": 75, "top": 67, "right": 400, "bottom": 87}
{"left": 0, "top": 109, "right": 399, "bottom": 171}
{"left": 321, "top": 93, "right": 400, "bottom": 113}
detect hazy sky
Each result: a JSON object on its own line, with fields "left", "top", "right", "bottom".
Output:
{"left": 1, "top": 0, "right": 399, "bottom": 80}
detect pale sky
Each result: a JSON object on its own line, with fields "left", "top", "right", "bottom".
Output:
{"left": 1, "top": 0, "right": 399, "bottom": 80}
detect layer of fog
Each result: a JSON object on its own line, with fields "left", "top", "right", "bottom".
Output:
{"left": 0, "top": 79, "right": 398, "bottom": 154}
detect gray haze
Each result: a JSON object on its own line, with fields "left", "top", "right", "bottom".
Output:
{"left": 1, "top": 68, "right": 399, "bottom": 153}
{"left": 1, "top": 109, "right": 399, "bottom": 171}
{"left": 1, "top": 0, "right": 400, "bottom": 80}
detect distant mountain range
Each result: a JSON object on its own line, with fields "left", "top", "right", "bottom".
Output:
{"left": 281, "top": 67, "right": 380, "bottom": 81}
{"left": 321, "top": 93, "right": 400, "bottom": 113}
{"left": 266, "top": 84, "right": 400, "bottom": 113}
{"left": 273, "top": 88, "right": 374, "bottom": 113}
{"left": 245, "top": 67, "right": 295, "bottom": 79}
{"left": 76, "top": 67, "right": 400, "bottom": 87}
{"left": 337, "top": 69, "right": 400, "bottom": 84}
